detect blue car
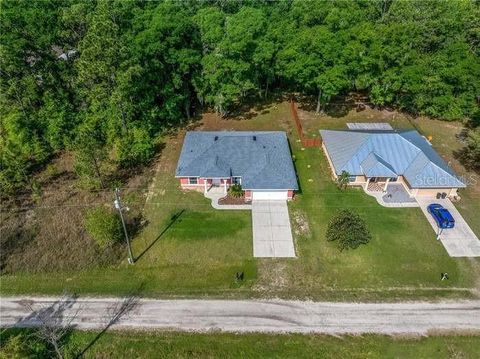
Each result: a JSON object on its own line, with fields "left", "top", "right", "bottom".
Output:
{"left": 427, "top": 203, "right": 455, "bottom": 229}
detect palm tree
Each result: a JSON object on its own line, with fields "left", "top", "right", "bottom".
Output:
{"left": 337, "top": 171, "right": 350, "bottom": 190}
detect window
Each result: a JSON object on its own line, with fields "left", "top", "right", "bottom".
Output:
{"left": 232, "top": 177, "right": 241, "bottom": 185}
{"left": 348, "top": 176, "right": 356, "bottom": 183}
{"left": 188, "top": 177, "right": 198, "bottom": 185}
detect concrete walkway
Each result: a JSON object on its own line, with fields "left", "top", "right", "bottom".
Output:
{"left": 2, "top": 296, "right": 480, "bottom": 334}
{"left": 204, "top": 187, "right": 251, "bottom": 210}
{"left": 416, "top": 198, "right": 480, "bottom": 257}
{"left": 252, "top": 201, "right": 295, "bottom": 257}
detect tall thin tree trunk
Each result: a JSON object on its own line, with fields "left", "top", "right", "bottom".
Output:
{"left": 316, "top": 88, "right": 322, "bottom": 113}
{"left": 51, "top": 340, "right": 63, "bottom": 359}
{"left": 119, "top": 103, "right": 127, "bottom": 133}
{"left": 264, "top": 80, "right": 269, "bottom": 99}
{"left": 185, "top": 99, "right": 191, "bottom": 120}
{"left": 92, "top": 156, "right": 104, "bottom": 188}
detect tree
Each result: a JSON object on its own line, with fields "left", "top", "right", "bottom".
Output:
{"left": 114, "top": 127, "right": 156, "bottom": 168}
{"left": 1, "top": 0, "right": 480, "bottom": 196}
{"left": 18, "top": 293, "right": 79, "bottom": 359}
{"left": 336, "top": 171, "right": 351, "bottom": 190}
{"left": 84, "top": 206, "right": 123, "bottom": 248}
{"left": 73, "top": 124, "right": 108, "bottom": 188}
{"left": 326, "top": 209, "right": 371, "bottom": 252}
{"left": 457, "top": 128, "right": 480, "bottom": 172}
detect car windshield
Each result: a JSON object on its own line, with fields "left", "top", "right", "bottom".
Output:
{"left": 438, "top": 209, "right": 454, "bottom": 222}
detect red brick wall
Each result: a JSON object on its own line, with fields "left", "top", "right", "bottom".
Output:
{"left": 180, "top": 177, "right": 204, "bottom": 186}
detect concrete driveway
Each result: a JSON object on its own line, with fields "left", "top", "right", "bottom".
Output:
{"left": 417, "top": 198, "right": 480, "bottom": 257}
{"left": 252, "top": 201, "right": 295, "bottom": 258}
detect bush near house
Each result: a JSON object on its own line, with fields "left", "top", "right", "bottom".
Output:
{"left": 228, "top": 184, "right": 244, "bottom": 198}
{"left": 336, "top": 170, "right": 350, "bottom": 190}
{"left": 84, "top": 207, "right": 123, "bottom": 248}
{"left": 326, "top": 209, "right": 371, "bottom": 252}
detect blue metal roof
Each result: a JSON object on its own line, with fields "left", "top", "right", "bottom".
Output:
{"left": 320, "top": 129, "right": 465, "bottom": 188}
{"left": 360, "top": 152, "right": 397, "bottom": 178}
{"left": 176, "top": 131, "right": 298, "bottom": 190}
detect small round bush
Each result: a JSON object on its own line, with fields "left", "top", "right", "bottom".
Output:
{"left": 326, "top": 209, "right": 371, "bottom": 252}
{"left": 84, "top": 207, "right": 123, "bottom": 248}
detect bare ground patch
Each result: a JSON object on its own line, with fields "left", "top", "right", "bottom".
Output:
{"left": 291, "top": 209, "right": 311, "bottom": 238}
{"left": 252, "top": 260, "right": 290, "bottom": 293}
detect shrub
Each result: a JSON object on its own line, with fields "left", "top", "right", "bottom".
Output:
{"left": 84, "top": 207, "right": 123, "bottom": 248}
{"left": 326, "top": 209, "right": 371, "bottom": 252}
{"left": 0, "top": 332, "right": 49, "bottom": 358}
{"left": 228, "top": 184, "right": 244, "bottom": 198}
{"left": 336, "top": 170, "right": 350, "bottom": 190}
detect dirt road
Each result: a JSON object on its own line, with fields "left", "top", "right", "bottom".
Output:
{"left": 1, "top": 297, "right": 480, "bottom": 334}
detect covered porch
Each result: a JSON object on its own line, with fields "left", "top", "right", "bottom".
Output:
{"left": 202, "top": 177, "right": 231, "bottom": 195}
{"left": 202, "top": 176, "right": 242, "bottom": 195}
{"left": 364, "top": 176, "right": 394, "bottom": 193}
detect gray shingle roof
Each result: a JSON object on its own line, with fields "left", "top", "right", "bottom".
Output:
{"left": 176, "top": 131, "right": 298, "bottom": 190}
{"left": 320, "top": 129, "right": 465, "bottom": 188}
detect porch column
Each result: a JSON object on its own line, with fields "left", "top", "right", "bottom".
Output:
{"left": 383, "top": 178, "right": 390, "bottom": 191}
{"left": 204, "top": 178, "right": 207, "bottom": 194}
{"left": 224, "top": 179, "right": 227, "bottom": 193}
{"left": 365, "top": 177, "right": 371, "bottom": 191}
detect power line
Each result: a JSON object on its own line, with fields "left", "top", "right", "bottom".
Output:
{"left": 3, "top": 201, "right": 480, "bottom": 213}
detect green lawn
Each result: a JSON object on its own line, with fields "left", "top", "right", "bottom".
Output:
{"left": 2, "top": 329, "right": 480, "bottom": 359}
{"left": 1, "top": 101, "right": 478, "bottom": 300}
{"left": 0, "top": 130, "right": 256, "bottom": 296}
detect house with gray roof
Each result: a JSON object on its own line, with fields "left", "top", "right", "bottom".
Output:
{"left": 319, "top": 126, "right": 465, "bottom": 198}
{"left": 176, "top": 131, "right": 298, "bottom": 200}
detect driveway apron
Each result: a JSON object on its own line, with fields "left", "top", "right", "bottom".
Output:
{"left": 252, "top": 200, "right": 295, "bottom": 258}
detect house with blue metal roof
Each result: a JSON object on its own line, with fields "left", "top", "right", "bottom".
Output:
{"left": 176, "top": 131, "right": 298, "bottom": 201}
{"left": 319, "top": 126, "right": 465, "bottom": 198}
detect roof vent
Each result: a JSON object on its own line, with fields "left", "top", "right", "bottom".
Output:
{"left": 253, "top": 136, "right": 256, "bottom": 141}
{"left": 214, "top": 136, "right": 218, "bottom": 141}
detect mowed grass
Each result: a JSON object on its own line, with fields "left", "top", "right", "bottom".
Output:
{"left": 1, "top": 101, "right": 479, "bottom": 299}
{"left": 2, "top": 329, "right": 480, "bottom": 358}
{"left": 280, "top": 142, "right": 477, "bottom": 298}
{"left": 1, "top": 135, "right": 256, "bottom": 296}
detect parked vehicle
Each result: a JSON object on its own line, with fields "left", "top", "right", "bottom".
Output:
{"left": 427, "top": 203, "right": 455, "bottom": 229}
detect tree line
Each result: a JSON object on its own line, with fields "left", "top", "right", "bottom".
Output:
{"left": 1, "top": 0, "right": 479, "bottom": 195}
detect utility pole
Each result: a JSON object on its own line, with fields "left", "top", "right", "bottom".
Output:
{"left": 114, "top": 188, "right": 134, "bottom": 264}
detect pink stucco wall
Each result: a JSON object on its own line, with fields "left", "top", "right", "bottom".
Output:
{"left": 287, "top": 190, "right": 294, "bottom": 199}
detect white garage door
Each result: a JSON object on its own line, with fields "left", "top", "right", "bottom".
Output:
{"left": 252, "top": 191, "right": 288, "bottom": 200}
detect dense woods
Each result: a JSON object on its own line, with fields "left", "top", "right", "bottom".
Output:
{"left": 1, "top": 0, "right": 479, "bottom": 195}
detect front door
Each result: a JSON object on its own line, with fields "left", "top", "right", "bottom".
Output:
{"left": 212, "top": 178, "right": 221, "bottom": 186}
